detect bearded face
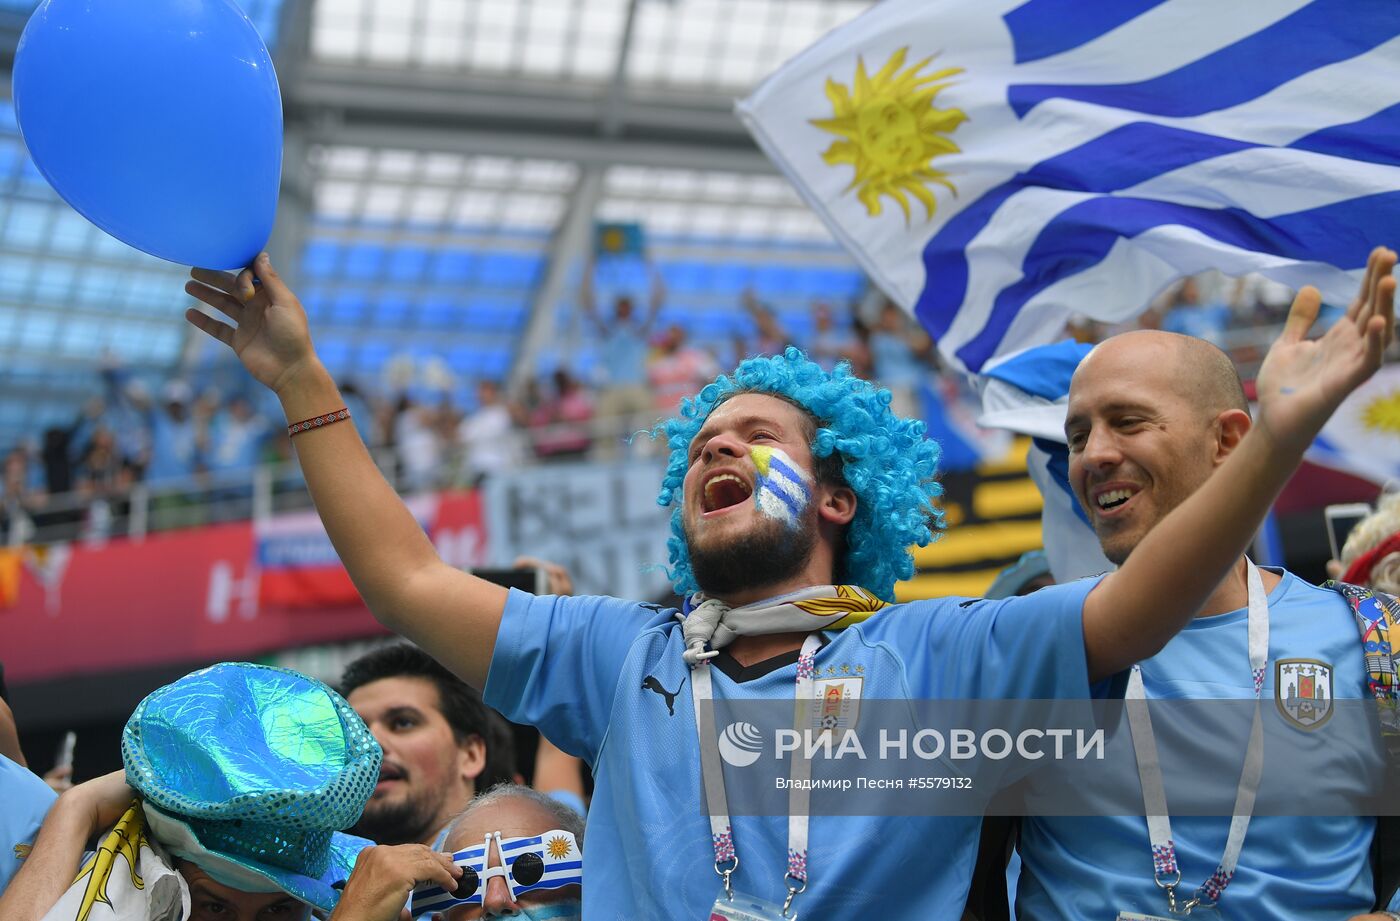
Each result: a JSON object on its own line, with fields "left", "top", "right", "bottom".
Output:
{"left": 681, "top": 394, "right": 830, "bottom": 598}
{"left": 684, "top": 498, "right": 818, "bottom": 596}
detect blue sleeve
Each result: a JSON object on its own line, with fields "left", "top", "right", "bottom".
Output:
{"left": 0, "top": 755, "right": 57, "bottom": 893}
{"left": 484, "top": 589, "right": 661, "bottom": 764}
{"left": 905, "top": 577, "right": 1114, "bottom": 699}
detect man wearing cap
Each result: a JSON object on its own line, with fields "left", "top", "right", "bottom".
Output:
{"left": 0, "top": 663, "right": 416, "bottom": 921}
{"left": 184, "top": 249, "right": 1393, "bottom": 917}
{"left": 342, "top": 644, "right": 517, "bottom": 848}
{"left": 331, "top": 785, "right": 582, "bottom": 921}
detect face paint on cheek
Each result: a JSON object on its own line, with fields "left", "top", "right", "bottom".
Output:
{"left": 749, "top": 446, "right": 812, "bottom": 530}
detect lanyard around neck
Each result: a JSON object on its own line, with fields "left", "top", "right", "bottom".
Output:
{"left": 691, "top": 633, "right": 822, "bottom": 918}
{"left": 1125, "top": 559, "right": 1268, "bottom": 916}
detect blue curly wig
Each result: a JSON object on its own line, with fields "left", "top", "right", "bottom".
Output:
{"left": 655, "top": 347, "right": 944, "bottom": 601}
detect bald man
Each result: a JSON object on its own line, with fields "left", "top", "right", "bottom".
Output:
{"left": 1013, "top": 254, "right": 1400, "bottom": 921}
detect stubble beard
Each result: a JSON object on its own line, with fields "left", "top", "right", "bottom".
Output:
{"left": 685, "top": 511, "right": 818, "bottom": 597}
{"left": 350, "top": 789, "right": 445, "bottom": 846}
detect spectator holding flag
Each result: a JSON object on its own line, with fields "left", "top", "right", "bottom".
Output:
{"left": 183, "top": 244, "right": 1391, "bottom": 917}
{"left": 581, "top": 254, "right": 664, "bottom": 459}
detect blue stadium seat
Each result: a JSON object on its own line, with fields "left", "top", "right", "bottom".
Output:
{"left": 471, "top": 300, "right": 527, "bottom": 334}
{"left": 479, "top": 252, "right": 543, "bottom": 289}
{"left": 432, "top": 251, "right": 476, "bottom": 284}
{"left": 355, "top": 341, "right": 392, "bottom": 378}
{"left": 300, "top": 286, "right": 328, "bottom": 321}
{"left": 710, "top": 263, "right": 752, "bottom": 295}
{"left": 317, "top": 338, "right": 352, "bottom": 377}
{"left": 59, "top": 318, "right": 101, "bottom": 357}
{"left": 373, "top": 293, "right": 412, "bottom": 328}
{"left": 343, "top": 243, "right": 386, "bottom": 281}
{"left": 387, "top": 246, "right": 430, "bottom": 283}
{"left": 19, "top": 312, "right": 58, "bottom": 350}
{"left": 660, "top": 260, "right": 707, "bottom": 294}
{"left": 751, "top": 265, "right": 798, "bottom": 295}
{"left": 417, "top": 297, "right": 460, "bottom": 331}
{"left": 331, "top": 291, "right": 369, "bottom": 325}
{"left": 302, "top": 239, "right": 339, "bottom": 278}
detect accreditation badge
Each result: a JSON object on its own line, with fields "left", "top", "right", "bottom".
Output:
{"left": 710, "top": 892, "right": 794, "bottom": 921}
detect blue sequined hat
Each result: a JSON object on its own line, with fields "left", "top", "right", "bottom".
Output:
{"left": 122, "top": 662, "right": 382, "bottom": 913}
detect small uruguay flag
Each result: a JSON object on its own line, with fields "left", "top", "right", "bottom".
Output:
{"left": 751, "top": 445, "right": 813, "bottom": 529}
{"left": 738, "top": 0, "right": 1400, "bottom": 372}
{"left": 977, "top": 342, "right": 1115, "bottom": 582}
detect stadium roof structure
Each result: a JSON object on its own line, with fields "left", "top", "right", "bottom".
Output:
{"left": 0, "top": 0, "right": 871, "bottom": 447}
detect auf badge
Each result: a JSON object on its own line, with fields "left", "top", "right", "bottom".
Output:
{"left": 1275, "top": 658, "right": 1334, "bottom": 730}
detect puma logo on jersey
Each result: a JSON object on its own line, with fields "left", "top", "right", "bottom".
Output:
{"left": 641, "top": 675, "right": 685, "bottom": 716}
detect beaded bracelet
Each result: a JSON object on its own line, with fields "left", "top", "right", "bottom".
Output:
{"left": 287, "top": 407, "right": 351, "bottom": 437}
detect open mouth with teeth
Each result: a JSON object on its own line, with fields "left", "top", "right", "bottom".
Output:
{"left": 1095, "top": 488, "right": 1136, "bottom": 512}
{"left": 702, "top": 472, "right": 753, "bottom": 513}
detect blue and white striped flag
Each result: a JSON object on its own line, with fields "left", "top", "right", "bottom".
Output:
{"left": 976, "top": 342, "right": 1115, "bottom": 582}
{"left": 738, "top": 0, "right": 1400, "bottom": 372}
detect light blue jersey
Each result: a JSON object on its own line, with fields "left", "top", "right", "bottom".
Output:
{"left": 486, "top": 578, "right": 1107, "bottom": 919}
{"left": 1017, "top": 570, "right": 1382, "bottom": 920}
{"left": 0, "top": 753, "right": 56, "bottom": 892}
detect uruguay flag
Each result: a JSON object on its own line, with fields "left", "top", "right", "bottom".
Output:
{"left": 738, "top": 0, "right": 1400, "bottom": 373}
{"left": 1306, "top": 363, "right": 1400, "bottom": 487}
{"left": 976, "top": 341, "right": 1115, "bottom": 582}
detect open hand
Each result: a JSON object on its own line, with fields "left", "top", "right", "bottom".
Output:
{"left": 184, "top": 253, "right": 319, "bottom": 397}
{"left": 327, "top": 844, "right": 460, "bottom": 921}
{"left": 1254, "top": 247, "right": 1396, "bottom": 454}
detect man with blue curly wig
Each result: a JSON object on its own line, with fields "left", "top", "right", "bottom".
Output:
{"left": 185, "top": 250, "right": 1392, "bottom": 919}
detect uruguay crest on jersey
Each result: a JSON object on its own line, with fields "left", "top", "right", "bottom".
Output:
{"left": 1275, "top": 658, "right": 1335, "bottom": 731}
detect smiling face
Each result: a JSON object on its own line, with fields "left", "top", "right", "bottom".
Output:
{"left": 681, "top": 393, "right": 851, "bottom": 600}
{"left": 1064, "top": 334, "right": 1226, "bottom": 566}
{"left": 348, "top": 676, "right": 484, "bottom": 846}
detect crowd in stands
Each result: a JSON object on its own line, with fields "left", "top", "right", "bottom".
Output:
{"left": 0, "top": 265, "right": 942, "bottom": 540}
{"left": 0, "top": 264, "right": 1317, "bottom": 544}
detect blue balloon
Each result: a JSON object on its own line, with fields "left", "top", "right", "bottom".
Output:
{"left": 13, "top": 0, "right": 282, "bottom": 270}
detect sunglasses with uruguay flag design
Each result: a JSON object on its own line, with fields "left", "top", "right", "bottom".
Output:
{"left": 410, "top": 830, "right": 582, "bottom": 915}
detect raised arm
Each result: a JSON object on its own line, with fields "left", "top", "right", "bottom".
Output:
{"left": 0, "top": 771, "right": 133, "bottom": 921}
{"left": 1082, "top": 248, "right": 1396, "bottom": 681}
{"left": 184, "top": 255, "right": 508, "bottom": 687}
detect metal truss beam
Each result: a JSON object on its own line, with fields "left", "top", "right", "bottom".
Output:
{"left": 509, "top": 166, "right": 604, "bottom": 390}
{"left": 288, "top": 63, "right": 773, "bottom": 174}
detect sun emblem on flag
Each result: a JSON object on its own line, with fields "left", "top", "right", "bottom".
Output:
{"left": 1362, "top": 390, "right": 1400, "bottom": 434}
{"left": 811, "top": 48, "right": 966, "bottom": 223}
{"left": 546, "top": 835, "right": 573, "bottom": 859}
